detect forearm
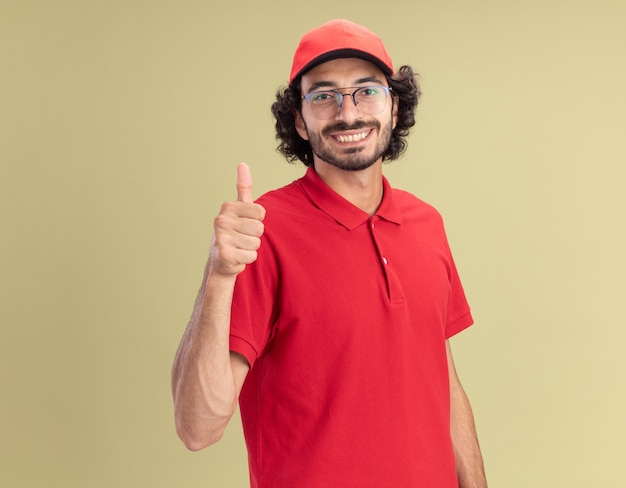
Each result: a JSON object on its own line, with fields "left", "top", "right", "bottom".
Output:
{"left": 171, "top": 269, "right": 240, "bottom": 450}
{"left": 171, "top": 163, "right": 262, "bottom": 450}
{"left": 448, "top": 343, "right": 487, "bottom": 487}
{"left": 450, "top": 382, "right": 487, "bottom": 487}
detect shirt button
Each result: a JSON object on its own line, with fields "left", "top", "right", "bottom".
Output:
{"left": 382, "top": 256, "right": 388, "bottom": 265}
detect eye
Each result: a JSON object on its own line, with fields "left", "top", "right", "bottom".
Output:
{"left": 310, "top": 91, "right": 335, "bottom": 104}
{"left": 359, "top": 86, "right": 382, "bottom": 98}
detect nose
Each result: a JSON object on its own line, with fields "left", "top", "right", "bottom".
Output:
{"left": 335, "top": 92, "right": 360, "bottom": 123}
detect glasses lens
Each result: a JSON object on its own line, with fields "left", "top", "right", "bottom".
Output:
{"left": 308, "top": 91, "right": 340, "bottom": 119}
{"left": 354, "top": 86, "right": 388, "bottom": 115}
{"left": 306, "top": 86, "right": 389, "bottom": 120}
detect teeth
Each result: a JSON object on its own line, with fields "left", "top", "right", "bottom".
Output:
{"left": 336, "top": 131, "right": 368, "bottom": 143}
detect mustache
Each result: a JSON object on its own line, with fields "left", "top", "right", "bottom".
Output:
{"left": 322, "top": 120, "right": 380, "bottom": 136}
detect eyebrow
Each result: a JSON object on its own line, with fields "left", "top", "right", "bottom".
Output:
{"left": 306, "top": 76, "right": 386, "bottom": 94}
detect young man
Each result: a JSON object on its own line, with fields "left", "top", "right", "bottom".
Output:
{"left": 172, "top": 19, "right": 487, "bottom": 488}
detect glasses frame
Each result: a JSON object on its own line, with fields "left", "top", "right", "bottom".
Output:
{"left": 301, "top": 85, "right": 392, "bottom": 120}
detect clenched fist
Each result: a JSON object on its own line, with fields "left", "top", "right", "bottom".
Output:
{"left": 209, "top": 163, "right": 266, "bottom": 277}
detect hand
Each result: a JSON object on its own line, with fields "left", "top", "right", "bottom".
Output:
{"left": 209, "top": 163, "right": 266, "bottom": 277}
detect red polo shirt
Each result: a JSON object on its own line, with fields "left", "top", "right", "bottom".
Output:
{"left": 230, "top": 167, "right": 473, "bottom": 488}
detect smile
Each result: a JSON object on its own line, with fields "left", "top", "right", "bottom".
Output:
{"left": 334, "top": 130, "right": 370, "bottom": 143}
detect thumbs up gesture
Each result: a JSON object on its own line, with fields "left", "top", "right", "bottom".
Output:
{"left": 210, "top": 163, "right": 266, "bottom": 277}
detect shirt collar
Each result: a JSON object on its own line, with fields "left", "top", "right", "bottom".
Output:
{"left": 298, "top": 167, "right": 403, "bottom": 230}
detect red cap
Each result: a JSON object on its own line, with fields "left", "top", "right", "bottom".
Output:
{"left": 289, "top": 19, "right": 394, "bottom": 84}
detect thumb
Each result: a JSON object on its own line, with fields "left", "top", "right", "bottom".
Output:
{"left": 236, "top": 163, "right": 254, "bottom": 203}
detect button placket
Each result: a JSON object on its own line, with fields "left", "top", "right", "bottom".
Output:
{"left": 368, "top": 217, "right": 404, "bottom": 305}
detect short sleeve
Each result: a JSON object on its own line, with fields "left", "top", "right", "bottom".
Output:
{"left": 229, "top": 235, "right": 280, "bottom": 368}
{"left": 443, "top": 239, "right": 474, "bottom": 339}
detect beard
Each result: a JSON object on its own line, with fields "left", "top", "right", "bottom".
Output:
{"left": 305, "top": 119, "right": 393, "bottom": 172}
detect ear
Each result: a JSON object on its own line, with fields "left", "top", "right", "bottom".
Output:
{"left": 294, "top": 110, "right": 310, "bottom": 141}
{"left": 392, "top": 96, "right": 399, "bottom": 130}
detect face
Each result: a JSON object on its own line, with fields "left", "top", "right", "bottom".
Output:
{"left": 295, "top": 57, "right": 398, "bottom": 172}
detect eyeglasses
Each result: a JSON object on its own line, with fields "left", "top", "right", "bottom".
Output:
{"left": 301, "top": 85, "right": 392, "bottom": 120}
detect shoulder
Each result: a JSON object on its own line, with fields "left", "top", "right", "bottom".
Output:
{"left": 390, "top": 187, "right": 444, "bottom": 223}
{"left": 256, "top": 179, "right": 301, "bottom": 206}
{"left": 253, "top": 178, "right": 316, "bottom": 234}
{"left": 255, "top": 179, "right": 307, "bottom": 217}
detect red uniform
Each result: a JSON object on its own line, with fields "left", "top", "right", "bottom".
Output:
{"left": 230, "top": 167, "right": 473, "bottom": 487}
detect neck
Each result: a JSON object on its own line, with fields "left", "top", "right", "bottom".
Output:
{"left": 313, "top": 160, "right": 384, "bottom": 215}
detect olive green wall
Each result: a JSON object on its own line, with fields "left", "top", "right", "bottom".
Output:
{"left": 2, "top": 0, "right": 625, "bottom": 486}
